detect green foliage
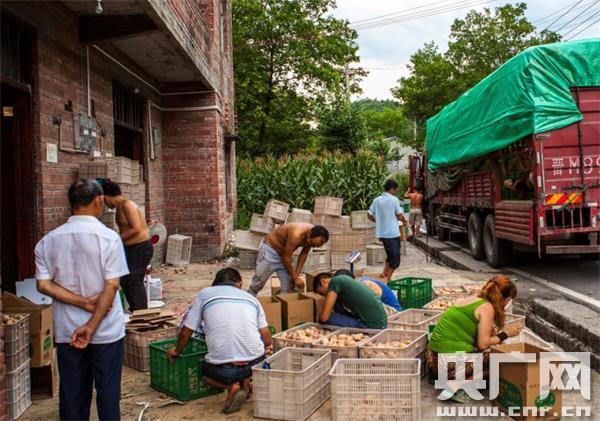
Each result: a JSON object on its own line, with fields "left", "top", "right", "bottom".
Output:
{"left": 318, "top": 98, "right": 367, "bottom": 154}
{"left": 392, "top": 3, "right": 561, "bottom": 148}
{"left": 233, "top": 0, "right": 365, "bottom": 157}
{"left": 235, "top": 152, "right": 397, "bottom": 229}
{"left": 353, "top": 99, "right": 413, "bottom": 146}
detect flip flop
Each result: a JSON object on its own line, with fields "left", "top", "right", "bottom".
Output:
{"left": 223, "top": 389, "right": 248, "bottom": 414}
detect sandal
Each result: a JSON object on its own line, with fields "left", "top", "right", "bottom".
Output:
{"left": 450, "top": 389, "right": 472, "bottom": 404}
{"left": 223, "top": 389, "right": 248, "bottom": 414}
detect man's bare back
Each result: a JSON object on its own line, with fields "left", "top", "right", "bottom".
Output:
{"left": 405, "top": 191, "right": 423, "bottom": 209}
{"left": 265, "top": 222, "right": 313, "bottom": 257}
{"left": 116, "top": 200, "right": 149, "bottom": 246}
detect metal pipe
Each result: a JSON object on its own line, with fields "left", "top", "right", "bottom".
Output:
{"left": 86, "top": 46, "right": 91, "bottom": 116}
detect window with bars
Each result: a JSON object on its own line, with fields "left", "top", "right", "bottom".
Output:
{"left": 113, "top": 84, "right": 144, "bottom": 130}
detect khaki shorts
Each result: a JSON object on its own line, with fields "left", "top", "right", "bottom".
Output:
{"left": 409, "top": 209, "right": 422, "bottom": 226}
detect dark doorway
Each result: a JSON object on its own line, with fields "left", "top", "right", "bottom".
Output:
{"left": 1, "top": 83, "right": 36, "bottom": 292}
{"left": 114, "top": 123, "right": 144, "bottom": 161}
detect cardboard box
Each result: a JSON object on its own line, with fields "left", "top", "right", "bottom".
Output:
{"left": 31, "top": 351, "right": 58, "bottom": 400}
{"left": 270, "top": 276, "right": 281, "bottom": 296}
{"left": 257, "top": 296, "right": 282, "bottom": 334}
{"left": 491, "top": 342, "right": 562, "bottom": 421}
{"left": 275, "top": 293, "right": 314, "bottom": 330}
{"left": 3, "top": 292, "right": 54, "bottom": 367}
{"left": 300, "top": 292, "right": 325, "bottom": 321}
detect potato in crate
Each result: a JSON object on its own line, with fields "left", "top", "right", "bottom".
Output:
{"left": 359, "top": 329, "right": 427, "bottom": 359}
{"left": 312, "top": 328, "right": 380, "bottom": 363}
{"left": 329, "top": 358, "right": 421, "bottom": 421}
{"left": 272, "top": 323, "right": 338, "bottom": 352}
{"left": 252, "top": 347, "right": 331, "bottom": 421}
{"left": 149, "top": 338, "right": 223, "bottom": 401}
{"left": 423, "top": 297, "right": 456, "bottom": 310}
{"left": 432, "top": 285, "right": 468, "bottom": 297}
{"left": 388, "top": 309, "right": 443, "bottom": 332}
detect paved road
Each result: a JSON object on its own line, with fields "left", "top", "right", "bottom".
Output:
{"left": 447, "top": 233, "right": 600, "bottom": 300}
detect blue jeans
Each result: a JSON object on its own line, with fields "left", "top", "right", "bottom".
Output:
{"left": 57, "top": 339, "right": 124, "bottom": 421}
{"left": 202, "top": 355, "right": 265, "bottom": 385}
{"left": 325, "top": 312, "right": 369, "bottom": 328}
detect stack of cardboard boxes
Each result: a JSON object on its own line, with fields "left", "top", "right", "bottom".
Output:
{"left": 3, "top": 293, "right": 56, "bottom": 400}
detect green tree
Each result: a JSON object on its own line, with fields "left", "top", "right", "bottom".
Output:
{"left": 233, "top": 0, "right": 365, "bottom": 156}
{"left": 392, "top": 3, "right": 561, "bottom": 148}
{"left": 354, "top": 100, "right": 413, "bottom": 145}
{"left": 318, "top": 98, "right": 367, "bottom": 154}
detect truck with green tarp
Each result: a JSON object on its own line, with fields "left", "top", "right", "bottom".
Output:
{"left": 409, "top": 39, "right": 600, "bottom": 267}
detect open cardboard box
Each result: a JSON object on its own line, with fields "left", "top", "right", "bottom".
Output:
{"left": 275, "top": 293, "right": 314, "bottom": 330}
{"left": 300, "top": 292, "right": 325, "bottom": 322}
{"left": 257, "top": 296, "right": 282, "bottom": 334}
{"left": 3, "top": 292, "right": 54, "bottom": 367}
{"left": 491, "top": 342, "right": 562, "bottom": 421}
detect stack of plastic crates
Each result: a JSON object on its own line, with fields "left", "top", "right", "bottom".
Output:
{"left": 388, "top": 277, "right": 432, "bottom": 308}
{"left": 4, "top": 314, "right": 31, "bottom": 420}
{"left": 149, "top": 338, "right": 222, "bottom": 401}
{"left": 329, "top": 358, "right": 421, "bottom": 421}
{"left": 252, "top": 347, "right": 331, "bottom": 420}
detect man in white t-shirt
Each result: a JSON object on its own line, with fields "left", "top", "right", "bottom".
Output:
{"left": 167, "top": 267, "right": 272, "bottom": 414}
{"left": 35, "top": 178, "right": 129, "bottom": 420}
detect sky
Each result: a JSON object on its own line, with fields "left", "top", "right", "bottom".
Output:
{"left": 331, "top": 0, "right": 600, "bottom": 100}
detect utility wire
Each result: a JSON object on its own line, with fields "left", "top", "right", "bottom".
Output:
{"left": 560, "top": 8, "right": 600, "bottom": 36}
{"left": 351, "top": 0, "right": 457, "bottom": 25}
{"left": 565, "top": 14, "right": 600, "bottom": 38}
{"left": 538, "top": 0, "right": 583, "bottom": 33}
{"left": 551, "top": 0, "right": 600, "bottom": 32}
{"left": 352, "top": 0, "right": 496, "bottom": 31}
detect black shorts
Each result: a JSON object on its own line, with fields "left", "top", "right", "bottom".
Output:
{"left": 381, "top": 237, "right": 401, "bottom": 269}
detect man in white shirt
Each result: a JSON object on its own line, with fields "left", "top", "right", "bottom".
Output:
{"left": 35, "top": 178, "right": 129, "bottom": 421}
{"left": 167, "top": 267, "right": 272, "bottom": 414}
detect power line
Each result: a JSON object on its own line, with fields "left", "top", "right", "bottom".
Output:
{"left": 533, "top": 0, "right": 588, "bottom": 25}
{"left": 560, "top": 8, "right": 600, "bottom": 36}
{"left": 351, "top": 0, "right": 458, "bottom": 25}
{"left": 352, "top": 0, "right": 497, "bottom": 31}
{"left": 565, "top": 14, "right": 600, "bottom": 38}
{"left": 551, "top": 0, "right": 600, "bottom": 32}
{"left": 538, "top": 0, "right": 583, "bottom": 33}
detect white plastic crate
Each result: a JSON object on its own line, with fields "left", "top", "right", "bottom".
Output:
{"left": 165, "top": 234, "right": 192, "bottom": 266}
{"left": 311, "top": 214, "right": 351, "bottom": 233}
{"left": 289, "top": 208, "right": 313, "bottom": 223}
{"left": 423, "top": 297, "right": 457, "bottom": 310}
{"left": 462, "top": 282, "right": 485, "bottom": 294}
{"left": 272, "top": 323, "right": 338, "bottom": 352}
{"left": 331, "top": 231, "right": 369, "bottom": 252}
{"left": 252, "top": 347, "right": 331, "bottom": 420}
{"left": 124, "top": 323, "right": 178, "bottom": 372}
{"left": 7, "top": 359, "right": 31, "bottom": 421}
{"left": 366, "top": 244, "right": 386, "bottom": 265}
{"left": 359, "top": 329, "right": 427, "bottom": 359}
{"left": 250, "top": 213, "right": 275, "bottom": 235}
{"left": 503, "top": 328, "right": 554, "bottom": 350}
{"left": 233, "top": 230, "right": 263, "bottom": 251}
{"left": 350, "top": 210, "right": 375, "bottom": 229}
{"left": 301, "top": 251, "right": 331, "bottom": 273}
{"left": 238, "top": 249, "right": 258, "bottom": 269}
{"left": 3, "top": 314, "right": 30, "bottom": 372}
{"left": 264, "top": 199, "right": 290, "bottom": 223}
{"left": 329, "top": 358, "right": 421, "bottom": 421}
{"left": 355, "top": 227, "right": 377, "bottom": 246}
{"left": 330, "top": 251, "right": 366, "bottom": 271}
{"left": 312, "top": 328, "right": 380, "bottom": 363}
{"left": 314, "top": 197, "right": 344, "bottom": 216}
{"left": 433, "top": 285, "right": 468, "bottom": 297}
{"left": 388, "top": 309, "right": 443, "bottom": 332}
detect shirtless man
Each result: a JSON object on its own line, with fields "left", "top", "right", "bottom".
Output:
{"left": 247, "top": 223, "right": 329, "bottom": 296}
{"left": 404, "top": 187, "right": 424, "bottom": 238}
{"left": 102, "top": 180, "right": 153, "bottom": 310}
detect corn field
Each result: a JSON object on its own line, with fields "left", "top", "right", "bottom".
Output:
{"left": 236, "top": 152, "right": 408, "bottom": 229}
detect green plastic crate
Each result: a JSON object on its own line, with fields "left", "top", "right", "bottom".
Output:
{"left": 149, "top": 338, "right": 223, "bottom": 401}
{"left": 389, "top": 277, "right": 432, "bottom": 309}
{"left": 402, "top": 201, "right": 411, "bottom": 213}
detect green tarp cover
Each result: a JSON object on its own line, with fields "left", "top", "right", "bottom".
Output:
{"left": 426, "top": 39, "right": 600, "bottom": 170}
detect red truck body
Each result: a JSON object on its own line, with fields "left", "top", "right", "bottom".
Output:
{"left": 412, "top": 87, "right": 600, "bottom": 266}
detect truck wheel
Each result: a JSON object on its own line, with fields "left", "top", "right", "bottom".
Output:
{"left": 468, "top": 212, "right": 485, "bottom": 260}
{"left": 483, "top": 214, "right": 511, "bottom": 268}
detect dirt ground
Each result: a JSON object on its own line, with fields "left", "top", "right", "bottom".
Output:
{"left": 21, "top": 243, "right": 600, "bottom": 420}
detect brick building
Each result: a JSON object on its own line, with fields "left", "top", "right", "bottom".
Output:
{"left": 1, "top": 0, "right": 237, "bottom": 291}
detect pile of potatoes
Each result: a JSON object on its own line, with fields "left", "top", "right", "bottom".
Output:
{"left": 435, "top": 286, "right": 465, "bottom": 295}
{"left": 318, "top": 332, "right": 369, "bottom": 347}
{"left": 464, "top": 284, "right": 484, "bottom": 294}
{"left": 279, "top": 326, "right": 331, "bottom": 343}
{"left": 361, "top": 340, "right": 413, "bottom": 357}
{"left": 2, "top": 314, "right": 25, "bottom": 326}
{"left": 426, "top": 298, "right": 455, "bottom": 309}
